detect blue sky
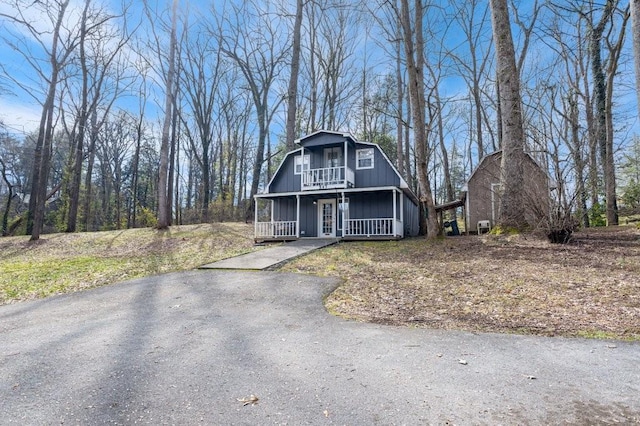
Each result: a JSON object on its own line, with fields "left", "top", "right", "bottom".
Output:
{"left": 1, "top": 0, "right": 638, "bottom": 145}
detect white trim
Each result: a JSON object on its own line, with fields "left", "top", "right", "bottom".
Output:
{"left": 317, "top": 199, "right": 336, "bottom": 238}
{"left": 262, "top": 147, "right": 303, "bottom": 194}
{"left": 356, "top": 148, "right": 375, "bottom": 170}
{"left": 254, "top": 198, "right": 259, "bottom": 236}
{"left": 296, "top": 194, "right": 300, "bottom": 238}
{"left": 324, "top": 146, "right": 343, "bottom": 168}
{"left": 255, "top": 185, "right": 410, "bottom": 199}
{"left": 393, "top": 189, "right": 397, "bottom": 236}
{"left": 294, "top": 154, "right": 310, "bottom": 175}
{"left": 295, "top": 129, "right": 357, "bottom": 145}
{"left": 356, "top": 140, "right": 411, "bottom": 190}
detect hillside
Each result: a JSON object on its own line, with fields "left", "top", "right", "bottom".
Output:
{"left": 2, "top": 223, "right": 639, "bottom": 340}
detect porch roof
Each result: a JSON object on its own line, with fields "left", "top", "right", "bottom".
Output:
{"left": 254, "top": 185, "right": 419, "bottom": 204}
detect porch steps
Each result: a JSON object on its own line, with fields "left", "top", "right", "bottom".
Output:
{"left": 199, "top": 239, "right": 338, "bottom": 271}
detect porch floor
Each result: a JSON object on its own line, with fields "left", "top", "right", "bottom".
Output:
{"left": 199, "top": 239, "right": 338, "bottom": 271}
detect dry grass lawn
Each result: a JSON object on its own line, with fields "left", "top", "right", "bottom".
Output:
{"left": 2, "top": 223, "right": 638, "bottom": 340}
{"left": 0, "top": 223, "right": 259, "bottom": 304}
{"left": 281, "top": 226, "right": 640, "bottom": 340}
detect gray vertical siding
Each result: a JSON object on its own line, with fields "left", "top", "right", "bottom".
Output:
{"left": 261, "top": 130, "right": 420, "bottom": 240}
{"left": 348, "top": 192, "right": 393, "bottom": 218}
{"left": 269, "top": 152, "right": 301, "bottom": 193}
{"left": 353, "top": 143, "right": 401, "bottom": 188}
{"left": 403, "top": 194, "right": 420, "bottom": 237}
{"left": 299, "top": 197, "right": 317, "bottom": 237}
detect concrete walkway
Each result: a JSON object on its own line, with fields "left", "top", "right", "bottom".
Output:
{"left": 200, "top": 238, "right": 337, "bottom": 270}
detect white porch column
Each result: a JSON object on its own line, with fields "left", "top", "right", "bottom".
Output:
{"left": 343, "top": 139, "right": 348, "bottom": 187}
{"left": 393, "top": 189, "right": 397, "bottom": 236}
{"left": 296, "top": 194, "right": 300, "bottom": 238}
{"left": 300, "top": 146, "right": 305, "bottom": 188}
{"left": 254, "top": 196, "right": 258, "bottom": 236}
{"left": 341, "top": 191, "right": 346, "bottom": 237}
{"left": 270, "top": 200, "right": 274, "bottom": 224}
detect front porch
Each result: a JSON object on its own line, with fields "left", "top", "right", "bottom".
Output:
{"left": 254, "top": 217, "right": 403, "bottom": 241}
{"left": 254, "top": 188, "right": 407, "bottom": 242}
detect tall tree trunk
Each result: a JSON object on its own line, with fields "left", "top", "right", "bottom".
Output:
{"left": 156, "top": 0, "right": 178, "bottom": 230}
{"left": 66, "top": 0, "right": 91, "bottom": 233}
{"left": 632, "top": 0, "right": 640, "bottom": 120}
{"left": 395, "top": 20, "right": 405, "bottom": 177}
{"left": 399, "top": 0, "right": 439, "bottom": 238}
{"left": 167, "top": 90, "right": 179, "bottom": 225}
{"left": 28, "top": 1, "right": 71, "bottom": 240}
{"left": 0, "top": 158, "right": 13, "bottom": 236}
{"left": 603, "top": 3, "right": 628, "bottom": 226}
{"left": 82, "top": 109, "right": 98, "bottom": 231}
{"left": 587, "top": 1, "right": 616, "bottom": 226}
{"left": 490, "top": 0, "right": 527, "bottom": 229}
{"left": 285, "top": 0, "right": 304, "bottom": 150}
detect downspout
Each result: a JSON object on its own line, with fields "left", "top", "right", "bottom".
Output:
{"left": 400, "top": 190, "right": 404, "bottom": 237}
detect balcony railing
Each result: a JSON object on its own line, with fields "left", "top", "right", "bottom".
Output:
{"left": 343, "top": 218, "right": 402, "bottom": 237}
{"left": 302, "top": 166, "right": 354, "bottom": 190}
{"left": 255, "top": 221, "right": 297, "bottom": 239}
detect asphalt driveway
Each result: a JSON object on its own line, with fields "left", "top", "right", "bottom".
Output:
{"left": 1, "top": 270, "right": 639, "bottom": 425}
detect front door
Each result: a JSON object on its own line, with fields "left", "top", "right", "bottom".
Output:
{"left": 324, "top": 147, "right": 343, "bottom": 168}
{"left": 318, "top": 199, "right": 336, "bottom": 238}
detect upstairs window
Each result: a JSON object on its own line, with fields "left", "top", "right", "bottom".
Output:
{"left": 356, "top": 148, "right": 374, "bottom": 170}
{"left": 294, "top": 154, "right": 310, "bottom": 175}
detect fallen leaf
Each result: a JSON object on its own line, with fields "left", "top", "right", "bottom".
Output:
{"left": 237, "top": 395, "right": 259, "bottom": 406}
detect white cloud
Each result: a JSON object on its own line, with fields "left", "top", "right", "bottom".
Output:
{"left": 0, "top": 98, "right": 41, "bottom": 136}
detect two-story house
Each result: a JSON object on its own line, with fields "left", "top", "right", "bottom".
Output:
{"left": 254, "top": 130, "right": 420, "bottom": 242}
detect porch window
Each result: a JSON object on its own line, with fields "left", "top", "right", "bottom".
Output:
{"left": 294, "top": 154, "right": 310, "bottom": 175}
{"left": 356, "top": 148, "right": 374, "bottom": 169}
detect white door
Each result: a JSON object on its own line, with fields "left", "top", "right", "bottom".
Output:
{"left": 324, "top": 147, "right": 342, "bottom": 168}
{"left": 318, "top": 199, "right": 336, "bottom": 237}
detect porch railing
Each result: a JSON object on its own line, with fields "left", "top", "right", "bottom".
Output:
{"left": 255, "top": 221, "right": 297, "bottom": 238}
{"left": 302, "top": 166, "right": 354, "bottom": 190}
{"left": 343, "top": 218, "right": 402, "bottom": 237}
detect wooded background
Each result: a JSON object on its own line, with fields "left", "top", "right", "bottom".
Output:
{"left": 1, "top": 0, "right": 639, "bottom": 239}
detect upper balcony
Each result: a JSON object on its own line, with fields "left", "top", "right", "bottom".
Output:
{"left": 301, "top": 166, "right": 354, "bottom": 190}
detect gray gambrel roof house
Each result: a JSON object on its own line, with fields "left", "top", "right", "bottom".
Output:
{"left": 254, "top": 130, "right": 420, "bottom": 242}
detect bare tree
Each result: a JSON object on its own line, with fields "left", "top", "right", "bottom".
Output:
{"left": 397, "top": 0, "right": 439, "bottom": 237}
{"left": 63, "top": 1, "right": 132, "bottom": 232}
{"left": 574, "top": 0, "right": 628, "bottom": 226}
{"left": 0, "top": 134, "right": 23, "bottom": 236}
{"left": 490, "top": 0, "right": 527, "bottom": 229}
{"left": 448, "top": 0, "right": 494, "bottom": 162}
{"left": 178, "top": 25, "right": 224, "bottom": 222}
{"left": 145, "top": 0, "right": 179, "bottom": 229}
{"left": 216, "top": 0, "right": 288, "bottom": 220}
{"left": 0, "top": 0, "right": 80, "bottom": 240}
{"left": 285, "top": 0, "right": 305, "bottom": 150}
{"left": 632, "top": 0, "right": 640, "bottom": 119}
